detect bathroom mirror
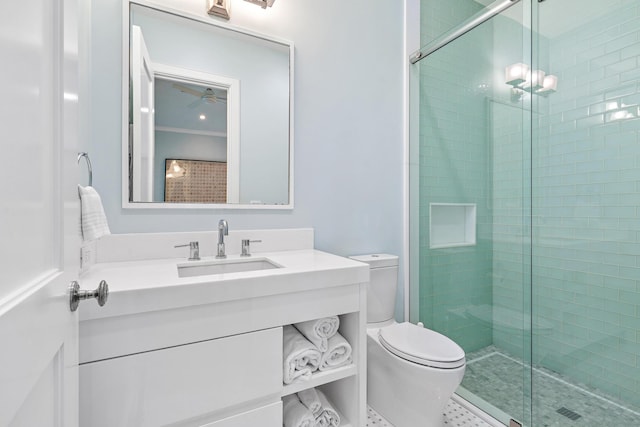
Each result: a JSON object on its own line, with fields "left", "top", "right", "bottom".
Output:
{"left": 123, "top": 2, "right": 293, "bottom": 209}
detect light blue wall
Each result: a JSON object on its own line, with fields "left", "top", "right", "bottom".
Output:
{"left": 89, "top": 0, "right": 405, "bottom": 316}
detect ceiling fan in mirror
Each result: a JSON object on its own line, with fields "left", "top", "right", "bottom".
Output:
{"left": 172, "top": 83, "right": 227, "bottom": 108}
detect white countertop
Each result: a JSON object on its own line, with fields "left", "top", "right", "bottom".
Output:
{"left": 79, "top": 249, "right": 369, "bottom": 322}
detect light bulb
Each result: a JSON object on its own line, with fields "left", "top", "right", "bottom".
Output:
{"left": 505, "top": 63, "right": 529, "bottom": 87}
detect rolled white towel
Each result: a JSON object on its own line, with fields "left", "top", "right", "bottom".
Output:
{"left": 283, "top": 325, "right": 322, "bottom": 384}
{"left": 319, "top": 332, "right": 352, "bottom": 372}
{"left": 282, "top": 394, "right": 315, "bottom": 427}
{"left": 293, "top": 316, "right": 339, "bottom": 352}
{"left": 297, "top": 387, "right": 322, "bottom": 417}
{"left": 78, "top": 185, "right": 111, "bottom": 241}
{"left": 315, "top": 390, "right": 341, "bottom": 427}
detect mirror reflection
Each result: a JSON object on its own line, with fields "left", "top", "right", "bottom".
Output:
{"left": 127, "top": 3, "right": 292, "bottom": 207}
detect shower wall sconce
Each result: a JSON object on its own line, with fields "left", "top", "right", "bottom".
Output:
{"left": 244, "top": 0, "right": 275, "bottom": 9}
{"left": 207, "top": 0, "right": 231, "bottom": 20}
{"left": 505, "top": 63, "right": 558, "bottom": 101}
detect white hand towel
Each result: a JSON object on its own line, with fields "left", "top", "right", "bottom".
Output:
{"left": 297, "top": 387, "right": 322, "bottom": 417}
{"left": 283, "top": 325, "right": 322, "bottom": 384}
{"left": 315, "top": 390, "right": 341, "bottom": 427}
{"left": 78, "top": 185, "right": 111, "bottom": 241}
{"left": 293, "top": 316, "right": 339, "bottom": 352}
{"left": 319, "top": 332, "right": 352, "bottom": 372}
{"left": 282, "top": 394, "right": 316, "bottom": 427}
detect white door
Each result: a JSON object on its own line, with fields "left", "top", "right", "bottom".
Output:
{"left": 131, "top": 25, "right": 155, "bottom": 202}
{"left": 0, "top": 0, "right": 81, "bottom": 425}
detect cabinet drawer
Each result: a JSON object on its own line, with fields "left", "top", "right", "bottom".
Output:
{"left": 80, "top": 327, "right": 282, "bottom": 427}
{"left": 201, "top": 401, "right": 282, "bottom": 427}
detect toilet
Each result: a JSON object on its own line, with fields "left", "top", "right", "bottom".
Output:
{"left": 350, "top": 254, "right": 466, "bottom": 427}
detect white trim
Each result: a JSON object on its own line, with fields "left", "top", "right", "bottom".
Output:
{"left": 288, "top": 39, "right": 295, "bottom": 210}
{"left": 121, "top": 201, "right": 293, "bottom": 210}
{"left": 130, "top": 25, "right": 155, "bottom": 202}
{"left": 122, "top": 0, "right": 131, "bottom": 209}
{"left": 403, "top": 0, "right": 420, "bottom": 322}
{"left": 155, "top": 126, "right": 227, "bottom": 138}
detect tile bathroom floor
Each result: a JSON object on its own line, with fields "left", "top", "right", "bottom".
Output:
{"left": 366, "top": 399, "right": 493, "bottom": 427}
{"left": 462, "top": 346, "right": 640, "bottom": 427}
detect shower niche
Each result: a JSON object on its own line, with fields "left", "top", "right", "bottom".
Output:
{"left": 429, "top": 203, "right": 476, "bottom": 249}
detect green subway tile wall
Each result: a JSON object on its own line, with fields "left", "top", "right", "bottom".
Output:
{"left": 418, "top": 0, "right": 494, "bottom": 353}
{"left": 531, "top": 1, "right": 640, "bottom": 408}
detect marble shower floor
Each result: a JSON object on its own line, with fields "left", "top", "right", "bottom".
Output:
{"left": 462, "top": 346, "right": 640, "bottom": 426}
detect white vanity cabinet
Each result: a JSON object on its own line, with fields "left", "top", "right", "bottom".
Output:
{"left": 78, "top": 240, "right": 368, "bottom": 427}
{"left": 80, "top": 328, "right": 283, "bottom": 427}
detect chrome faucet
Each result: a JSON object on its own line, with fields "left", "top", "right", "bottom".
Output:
{"left": 174, "top": 241, "right": 200, "bottom": 261}
{"left": 216, "top": 219, "right": 229, "bottom": 258}
{"left": 241, "top": 239, "right": 262, "bottom": 257}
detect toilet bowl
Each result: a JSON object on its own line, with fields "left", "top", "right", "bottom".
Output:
{"left": 350, "top": 254, "right": 466, "bottom": 427}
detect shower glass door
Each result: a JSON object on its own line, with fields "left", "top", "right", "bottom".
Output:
{"left": 531, "top": 0, "right": 640, "bottom": 425}
{"left": 413, "top": 0, "right": 640, "bottom": 425}
{"left": 410, "top": 0, "right": 533, "bottom": 424}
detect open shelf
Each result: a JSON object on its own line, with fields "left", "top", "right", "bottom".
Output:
{"left": 281, "top": 364, "right": 357, "bottom": 397}
{"left": 281, "top": 393, "right": 353, "bottom": 427}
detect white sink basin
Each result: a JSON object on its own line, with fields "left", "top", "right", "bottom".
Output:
{"left": 177, "top": 257, "right": 282, "bottom": 278}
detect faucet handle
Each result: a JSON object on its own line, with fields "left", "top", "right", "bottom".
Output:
{"left": 241, "top": 239, "right": 262, "bottom": 257}
{"left": 175, "top": 241, "right": 200, "bottom": 261}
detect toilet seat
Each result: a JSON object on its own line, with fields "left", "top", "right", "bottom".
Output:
{"left": 378, "top": 322, "right": 465, "bottom": 369}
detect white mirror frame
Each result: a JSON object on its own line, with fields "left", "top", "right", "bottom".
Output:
{"left": 122, "top": 0, "right": 295, "bottom": 210}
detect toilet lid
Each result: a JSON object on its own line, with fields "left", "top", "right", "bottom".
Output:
{"left": 378, "top": 322, "right": 465, "bottom": 369}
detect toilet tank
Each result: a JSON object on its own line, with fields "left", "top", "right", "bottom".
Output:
{"left": 349, "top": 254, "right": 398, "bottom": 323}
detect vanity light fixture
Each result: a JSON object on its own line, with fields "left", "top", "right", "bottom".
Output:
{"left": 207, "top": 0, "right": 230, "bottom": 20}
{"left": 243, "top": 0, "right": 275, "bottom": 9}
{"left": 199, "top": 114, "right": 206, "bottom": 120}
{"left": 506, "top": 63, "right": 558, "bottom": 101}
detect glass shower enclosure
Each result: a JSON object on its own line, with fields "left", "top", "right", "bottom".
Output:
{"left": 410, "top": 0, "right": 640, "bottom": 425}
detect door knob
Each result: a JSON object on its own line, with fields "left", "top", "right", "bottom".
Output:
{"left": 69, "top": 280, "right": 109, "bottom": 312}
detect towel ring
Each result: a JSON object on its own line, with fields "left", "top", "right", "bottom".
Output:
{"left": 77, "top": 152, "right": 93, "bottom": 186}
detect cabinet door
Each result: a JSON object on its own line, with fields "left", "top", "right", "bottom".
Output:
{"left": 201, "top": 401, "right": 281, "bottom": 427}
{"left": 80, "top": 327, "right": 282, "bottom": 426}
